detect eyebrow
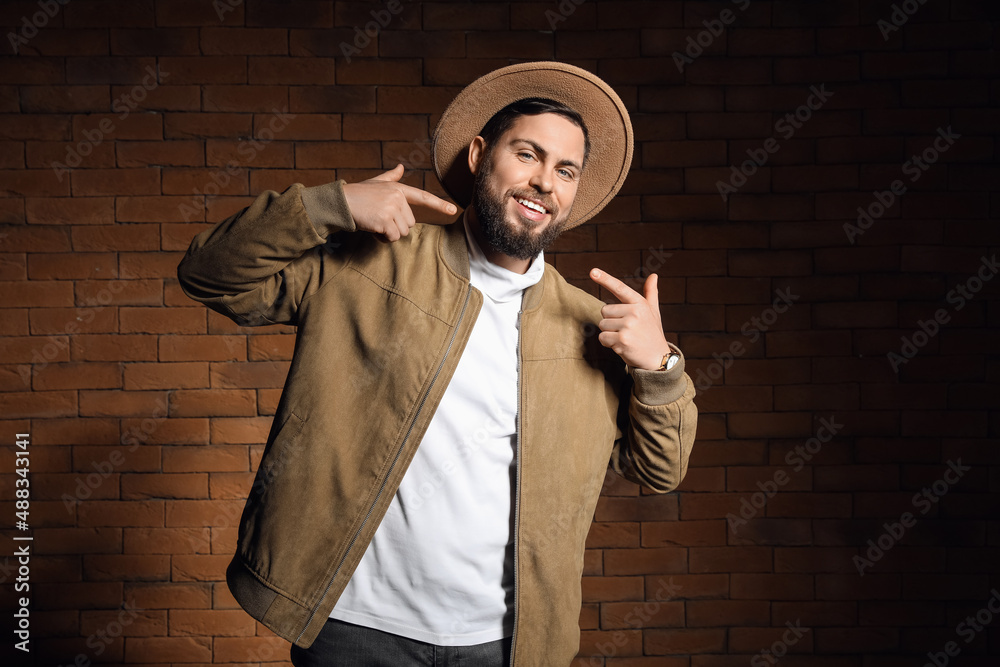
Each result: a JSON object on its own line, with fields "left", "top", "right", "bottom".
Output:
{"left": 509, "top": 138, "right": 583, "bottom": 173}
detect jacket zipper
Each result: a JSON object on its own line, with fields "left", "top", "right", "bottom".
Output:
{"left": 295, "top": 285, "right": 474, "bottom": 644}
{"left": 510, "top": 306, "right": 523, "bottom": 666}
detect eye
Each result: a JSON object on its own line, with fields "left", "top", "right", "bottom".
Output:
{"left": 557, "top": 168, "right": 573, "bottom": 179}
{"left": 517, "top": 151, "right": 534, "bottom": 161}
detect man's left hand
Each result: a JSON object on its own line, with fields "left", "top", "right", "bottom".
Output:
{"left": 590, "top": 268, "right": 670, "bottom": 371}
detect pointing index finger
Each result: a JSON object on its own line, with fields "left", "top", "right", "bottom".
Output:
{"left": 398, "top": 183, "right": 458, "bottom": 216}
{"left": 590, "top": 268, "right": 643, "bottom": 304}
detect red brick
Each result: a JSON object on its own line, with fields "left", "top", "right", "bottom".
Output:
{"left": 83, "top": 554, "right": 171, "bottom": 581}
{"left": 248, "top": 56, "right": 336, "bottom": 85}
{"left": 246, "top": 334, "right": 293, "bottom": 361}
{"left": 209, "top": 472, "right": 255, "bottom": 499}
{"left": 296, "top": 141, "right": 381, "bottom": 169}
{"left": 117, "top": 140, "right": 204, "bottom": 168}
{"left": 80, "top": 608, "right": 166, "bottom": 638}
{"left": 119, "top": 417, "right": 208, "bottom": 446}
{"left": 0, "top": 253, "right": 26, "bottom": 282}
{"left": 112, "top": 83, "right": 201, "bottom": 113}
{"left": 75, "top": 279, "right": 163, "bottom": 306}
{"left": 200, "top": 27, "right": 287, "bottom": 55}
{"left": 72, "top": 224, "right": 160, "bottom": 254}
{"left": 32, "top": 361, "right": 122, "bottom": 390}
{"left": 582, "top": 575, "right": 644, "bottom": 603}
{"left": 24, "top": 196, "right": 112, "bottom": 225}
{"left": 210, "top": 417, "right": 273, "bottom": 445}
{"left": 123, "top": 362, "right": 209, "bottom": 389}
{"left": 170, "top": 609, "right": 256, "bottom": 637}
{"left": 0, "top": 390, "right": 77, "bottom": 417}
{"left": 122, "top": 473, "right": 208, "bottom": 500}
{"left": 118, "top": 251, "right": 186, "bottom": 280}
{"left": 159, "top": 335, "right": 246, "bottom": 362}
{"left": 203, "top": 85, "right": 289, "bottom": 113}
{"left": 159, "top": 56, "right": 247, "bottom": 84}
{"left": 127, "top": 582, "right": 211, "bottom": 609}
{"left": 645, "top": 627, "right": 726, "bottom": 654}
{"left": 125, "top": 637, "right": 212, "bottom": 663}
{"left": 163, "top": 446, "right": 249, "bottom": 473}
{"left": 124, "top": 527, "right": 212, "bottom": 554}
{"left": 164, "top": 113, "right": 252, "bottom": 139}
{"left": 339, "top": 58, "right": 422, "bottom": 86}
{"left": 71, "top": 113, "right": 163, "bottom": 142}
{"left": 71, "top": 334, "right": 158, "bottom": 361}
{"left": 290, "top": 85, "right": 376, "bottom": 114}
{"left": 20, "top": 85, "right": 109, "bottom": 113}
{"left": 120, "top": 307, "right": 205, "bottom": 334}
{"left": 162, "top": 167, "right": 249, "bottom": 196}
{"left": 605, "top": 548, "right": 686, "bottom": 575}
{"left": 0, "top": 336, "right": 51, "bottom": 369}
{"left": 171, "top": 554, "right": 232, "bottom": 582}
{"left": 642, "top": 520, "right": 726, "bottom": 548}
{"left": 79, "top": 390, "right": 169, "bottom": 417}
{"left": 77, "top": 500, "right": 163, "bottom": 528}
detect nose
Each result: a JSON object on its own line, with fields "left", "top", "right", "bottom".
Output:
{"left": 528, "top": 164, "right": 552, "bottom": 194}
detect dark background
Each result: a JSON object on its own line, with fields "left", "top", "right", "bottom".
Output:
{"left": 0, "top": 0, "right": 997, "bottom": 664}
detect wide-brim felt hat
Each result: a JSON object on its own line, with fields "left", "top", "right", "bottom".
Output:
{"left": 431, "top": 61, "right": 633, "bottom": 230}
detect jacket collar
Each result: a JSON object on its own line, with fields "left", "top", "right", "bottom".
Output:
{"left": 439, "top": 212, "right": 547, "bottom": 311}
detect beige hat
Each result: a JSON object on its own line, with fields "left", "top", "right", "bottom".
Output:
{"left": 431, "top": 61, "right": 634, "bottom": 229}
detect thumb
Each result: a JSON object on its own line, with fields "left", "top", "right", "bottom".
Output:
{"left": 644, "top": 273, "right": 660, "bottom": 314}
{"left": 369, "top": 163, "right": 404, "bottom": 182}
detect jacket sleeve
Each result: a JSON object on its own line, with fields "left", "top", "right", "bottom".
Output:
{"left": 608, "top": 345, "right": 698, "bottom": 493}
{"left": 176, "top": 181, "right": 355, "bottom": 326}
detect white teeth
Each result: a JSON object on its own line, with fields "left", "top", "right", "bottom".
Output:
{"left": 516, "top": 197, "right": 546, "bottom": 214}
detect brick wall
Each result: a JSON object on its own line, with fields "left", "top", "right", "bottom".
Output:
{"left": 1, "top": 0, "right": 997, "bottom": 664}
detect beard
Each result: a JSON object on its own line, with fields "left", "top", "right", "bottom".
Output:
{"left": 471, "top": 151, "right": 571, "bottom": 261}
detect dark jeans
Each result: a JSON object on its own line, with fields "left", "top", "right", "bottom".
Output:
{"left": 290, "top": 618, "right": 513, "bottom": 667}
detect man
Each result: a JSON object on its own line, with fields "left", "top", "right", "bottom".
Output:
{"left": 177, "top": 62, "right": 697, "bottom": 666}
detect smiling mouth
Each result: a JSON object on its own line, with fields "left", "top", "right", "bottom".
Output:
{"left": 513, "top": 195, "right": 550, "bottom": 221}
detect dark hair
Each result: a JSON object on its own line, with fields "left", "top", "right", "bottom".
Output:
{"left": 478, "top": 97, "right": 591, "bottom": 167}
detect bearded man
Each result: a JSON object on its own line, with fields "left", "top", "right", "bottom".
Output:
{"left": 178, "top": 61, "right": 697, "bottom": 667}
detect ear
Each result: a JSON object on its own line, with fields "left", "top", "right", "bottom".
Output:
{"left": 468, "top": 136, "right": 486, "bottom": 176}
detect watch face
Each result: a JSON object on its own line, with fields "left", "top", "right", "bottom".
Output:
{"left": 665, "top": 354, "right": 680, "bottom": 371}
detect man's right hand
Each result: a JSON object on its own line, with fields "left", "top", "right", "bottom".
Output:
{"left": 342, "top": 163, "right": 458, "bottom": 242}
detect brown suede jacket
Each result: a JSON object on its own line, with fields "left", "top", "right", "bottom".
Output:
{"left": 176, "top": 180, "right": 698, "bottom": 666}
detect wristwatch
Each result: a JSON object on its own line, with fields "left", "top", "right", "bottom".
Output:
{"left": 658, "top": 348, "right": 681, "bottom": 371}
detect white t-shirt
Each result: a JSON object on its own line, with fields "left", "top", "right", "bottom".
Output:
{"left": 330, "top": 213, "right": 545, "bottom": 645}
